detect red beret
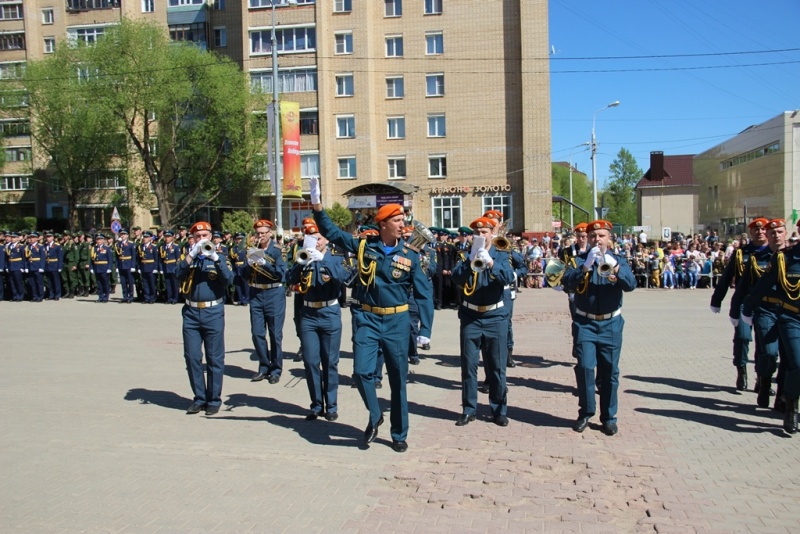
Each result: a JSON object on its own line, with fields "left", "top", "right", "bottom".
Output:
{"left": 302, "top": 217, "right": 315, "bottom": 227}
{"left": 748, "top": 218, "right": 769, "bottom": 229}
{"left": 483, "top": 210, "right": 504, "bottom": 221}
{"left": 574, "top": 222, "right": 588, "bottom": 233}
{"left": 767, "top": 219, "right": 786, "bottom": 229}
{"left": 587, "top": 220, "right": 613, "bottom": 232}
{"left": 304, "top": 224, "right": 320, "bottom": 235}
{"left": 469, "top": 217, "right": 496, "bottom": 230}
{"left": 254, "top": 219, "right": 275, "bottom": 230}
{"left": 189, "top": 221, "right": 212, "bottom": 234}
{"left": 374, "top": 204, "right": 404, "bottom": 223}
{"left": 360, "top": 229, "right": 379, "bottom": 238}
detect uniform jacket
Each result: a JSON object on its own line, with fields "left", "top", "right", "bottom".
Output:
{"left": 7, "top": 242, "right": 26, "bottom": 271}
{"left": 243, "top": 240, "right": 286, "bottom": 286}
{"left": 176, "top": 255, "right": 234, "bottom": 302}
{"left": 286, "top": 249, "right": 349, "bottom": 305}
{"left": 44, "top": 242, "right": 63, "bottom": 272}
{"left": 451, "top": 246, "right": 514, "bottom": 319}
{"left": 711, "top": 243, "right": 769, "bottom": 308}
{"left": 562, "top": 250, "right": 636, "bottom": 315}
{"left": 115, "top": 240, "right": 137, "bottom": 271}
{"left": 26, "top": 243, "right": 46, "bottom": 272}
{"left": 743, "top": 243, "right": 800, "bottom": 317}
{"left": 159, "top": 241, "right": 182, "bottom": 275}
{"left": 137, "top": 242, "right": 160, "bottom": 273}
{"left": 729, "top": 246, "right": 774, "bottom": 319}
{"left": 90, "top": 245, "right": 113, "bottom": 273}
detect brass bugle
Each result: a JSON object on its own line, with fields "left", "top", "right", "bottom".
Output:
{"left": 295, "top": 248, "right": 312, "bottom": 265}
{"left": 544, "top": 258, "right": 566, "bottom": 286}
{"left": 201, "top": 241, "right": 215, "bottom": 254}
{"left": 597, "top": 249, "right": 613, "bottom": 277}
{"left": 471, "top": 257, "right": 486, "bottom": 273}
{"left": 492, "top": 219, "right": 511, "bottom": 251}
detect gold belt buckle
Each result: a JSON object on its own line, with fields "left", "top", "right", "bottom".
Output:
{"left": 197, "top": 301, "right": 207, "bottom": 309}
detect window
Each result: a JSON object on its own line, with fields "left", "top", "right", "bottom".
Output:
{"left": 335, "top": 73, "right": 354, "bottom": 97}
{"left": 0, "top": 175, "right": 32, "bottom": 191}
{"left": 429, "top": 155, "right": 446, "bottom": 178}
{"left": 432, "top": 196, "right": 461, "bottom": 230}
{"left": 85, "top": 172, "right": 124, "bottom": 190}
{"left": 0, "top": 120, "right": 30, "bottom": 136}
{"left": 385, "top": 36, "right": 403, "bottom": 57}
{"left": 426, "top": 32, "right": 443, "bottom": 55}
{"left": 250, "top": 68, "right": 318, "bottom": 93}
{"left": 5, "top": 147, "right": 30, "bottom": 162}
{"left": 51, "top": 176, "right": 63, "bottom": 193}
{"left": 424, "top": 0, "right": 442, "bottom": 15}
{"left": 43, "top": 37, "right": 55, "bottom": 53}
{"left": 482, "top": 195, "right": 512, "bottom": 223}
{"left": 214, "top": 28, "right": 227, "bottom": 48}
{"left": 387, "top": 116, "right": 405, "bottom": 139}
{"left": 213, "top": 0, "right": 225, "bottom": 9}
{"left": 67, "top": 0, "right": 121, "bottom": 9}
{"left": 301, "top": 153, "right": 319, "bottom": 179}
{"left": 334, "top": 32, "right": 352, "bottom": 55}
{"left": 300, "top": 110, "right": 318, "bottom": 135}
{"left": 386, "top": 76, "right": 404, "bottom": 98}
{"left": 336, "top": 115, "right": 355, "bottom": 138}
{"left": 170, "top": 23, "right": 207, "bottom": 45}
{"left": 42, "top": 8, "right": 54, "bottom": 23}
{"left": 384, "top": 0, "right": 401, "bottom": 17}
{"left": 0, "top": 3, "right": 23, "bottom": 20}
{"left": 427, "top": 114, "right": 445, "bottom": 137}
{"left": 426, "top": 73, "right": 444, "bottom": 97}
{"left": 68, "top": 27, "right": 106, "bottom": 44}
{"left": 0, "top": 33, "right": 25, "bottom": 51}
{"left": 142, "top": 0, "right": 154, "bottom": 12}
{"left": 333, "top": 0, "right": 351, "bottom": 12}
{"left": 250, "top": 27, "right": 317, "bottom": 54}
{"left": 0, "top": 62, "right": 25, "bottom": 80}
{"left": 249, "top": 0, "right": 314, "bottom": 7}
{"left": 0, "top": 91, "right": 27, "bottom": 107}
{"left": 338, "top": 157, "right": 356, "bottom": 179}
{"left": 388, "top": 158, "right": 406, "bottom": 180}
{"left": 168, "top": 0, "right": 202, "bottom": 5}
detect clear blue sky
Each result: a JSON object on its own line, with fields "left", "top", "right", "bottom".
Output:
{"left": 549, "top": 0, "right": 800, "bottom": 188}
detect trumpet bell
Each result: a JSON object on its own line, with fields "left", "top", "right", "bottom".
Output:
{"left": 295, "top": 248, "right": 312, "bottom": 265}
{"left": 544, "top": 258, "right": 566, "bottom": 286}
{"left": 201, "top": 241, "right": 215, "bottom": 253}
{"left": 471, "top": 258, "right": 486, "bottom": 273}
{"left": 406, "top": 221, "right": 436, "bottom": 252}
{"left": 597, "top": 258, "right": 614, "bottom": 277}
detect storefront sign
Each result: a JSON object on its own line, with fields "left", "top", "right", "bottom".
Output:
{"left": 431, "top": 184, "right": 512, "bottom": 195}
{"left": 376, "top": 193, "right": 404, "bottom": 206}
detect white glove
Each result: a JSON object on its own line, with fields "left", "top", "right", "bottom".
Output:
{"left": 742, "top": 315, "right": 753, "bottom": 326}
{"left": 552, "top": 285, "right": 563, "bottom": 292}
{"left": 208, "top": 251, "right": 219, "bottom": 262}
{"left": 710, "top": 305, "right": 720, "bottom": 314}
{"left": 730, "top": 317, "right": 739, "bottom": 327}
{"left": 188, "top": 241, "right": 204, "bottom": 259}
{"left": 23, "top": 268, "right": 28, "bottom": 273}
{"left": 307, "top": 249, "right": 324, "bottom": 262}
{"left": 38, "top": 269, "right": 44, "bottom": 273}
{"left": 416, "top": 336, "right": 430, "bottom": 347}
{"left": 584, "top": 246, "right": 601, "bottom": 270}
{"left": 477, "top": 248, "right": 492, "bottom": 266}
{"left": 248, "top": 255, "right": 266, "bottom": 266}
{"left": 58, "top": 269, "right": 62, "bottom": 272}
{"left": 309, "top": 176, "right": 321, "bottom": 204}
{"left": 603, "top": 254, "right": 618, "bottom": 269}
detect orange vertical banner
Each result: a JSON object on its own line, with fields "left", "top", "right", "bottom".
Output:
{"left": 281, "top": 101, "right": 303, "bottom": 199}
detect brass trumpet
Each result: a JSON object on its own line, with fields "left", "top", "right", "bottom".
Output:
{"left": 295, "top": 248, "right": 312, "bottom": 265}
{"left": 492, "top": 219, "right": 511, "bottom": 251}
{"left": 544, "top": 258, "right": 566, "bottom": 286}
{"left": 471, "top": 256, "right": 487, "bottom": 273}
{"left": 596, "top": 249, "right": 614, "bottom": 277}
{"left": 200, "top": 240, "right": 215, "bottom": 254}
{"left": 406, "top": 220, "right": 436, "bottom": 252}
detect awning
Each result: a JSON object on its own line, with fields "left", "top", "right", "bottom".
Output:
{"left": 342, "top": 182, "right": 419, "bottom": 197}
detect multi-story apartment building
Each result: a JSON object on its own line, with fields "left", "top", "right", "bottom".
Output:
{"left": 0, "top": 0, "right": 551, "bottom": 233}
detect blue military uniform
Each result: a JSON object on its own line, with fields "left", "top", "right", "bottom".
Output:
{"left": 138, "top": 233, "right": 160, "bottom": 303}
{"left": 90, "top": 236, "right": 113, "bottom": 302}
{"left": 177, "top": 241, "right": 234, "bottom": 412}
{"left": 314, "top": 208, "right": 434, "bottom": 449}
{"left": 6, "top": 235, "right": 26, "bottom": 301}
{"left": 160, "top": 233, "right": 182, "bottom": 304}
{"left": 115, "top": 231, "right": 137, "bottom": 303}
{"left": 286, "top": 245, "right": 348, "bottom": 418}
{"left": 562, "top": 240, "right": 636, "bottom": 431}
{"left": 245, "top": 229, "right": 287, "bottom": 382}
{"left": 0, "top": 236, "right": 6, "bottom": 300}
{"left": 228, "top": 235, "right": 249, "bottom": 305}
{"left": 25, "top": 235, "right": 45, "bottom": 302}
{"left": 44, "top": 235, "right": 63, "bottom": 300}
{"left": 743, "top": 239, "right": 800, "bottom": 434}
{"left": 451, "top": 240, "right": 515, "bottom": 423}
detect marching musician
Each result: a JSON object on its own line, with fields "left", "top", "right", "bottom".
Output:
{"left": 562, "top": 220, "right": 636, "bottom": 436}
{"left": 742, "top": 219, "right": 800, "bottom": 435}
{"left": 115, "top": 229, "right": 137, "bottom": 303}
{"left": 177, "top": 221, "right": 235, "bottom": 415}
{"left": 245, "top": 219, "right": 287, "bottom": 384}
{"left": 160, "top": 230, "right": 182, "bottom": 305}
{"left": 286, "top": 224, "right": 348, "bottom": 421}
{"left": 310, "top": 177, "right": 433, "bottom": 453}
{"left": 451, "top": 216, "right": 515, "bottom": 427}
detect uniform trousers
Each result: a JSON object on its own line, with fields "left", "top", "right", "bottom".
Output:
{"left": 46, "top": 271, "right": 61, "bottom": 299}
{"left": 95, "top": 272, "right": 110, "bottom": 302}
{"left": 233, "top": 270, "right": 249, "bottom": 304}
{"left": 732, "top": 304, "right": 753, "bottom": 367}
{"left": 118, "top": 268, "right": 134, "bottom": 302}
{"left": 352, "top": 308, "right": 409, "bottom": 442}
{"left": 300, "top": 307, "right": 342, "bottom": 415}
{"left": 575, "top": 314, "right": 624, "bottom": 424}
{"left": 141, "top": 271, "right": 156, "bottom": 303}
{"left": 29, "top": 271, "right": 44, "bottom": 301}
{"left": 753, "top": 306, "right": 780, "bottom": 377}
{"left": 460, "top": 313, "right": 508, "bottom": 418}
{"left": 777, "top": 312, "right": 800, "bottom": 399}
{"left": 164, "top": 273, "right": 179, "bottom": 304}
{"left": 250, "top": 286, "right": 285, "bottom": 377}
{"left": 182, "top": 304, "right": 225, "bottom": 408}
{"left": 9, "top": 271, "right": 24, "bottom": 300}
{"left": 408, "top": 294, "right": 420, "bottom": 359}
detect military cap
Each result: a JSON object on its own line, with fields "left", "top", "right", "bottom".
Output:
{"left": 119, "top": 228, "right": 129, "bottom": 235}
{"left": 574, "top": 222, "right": 589, "bottom": 233}
{"left": 63, "top": 230, "right": 71, "bottom": 236}
{"left": 587, "top": 220, "right": 613, "bottom": 231}
{"left": 55, "top": 233, "right": 62, "bottom": 238}
{"left": 483, "top": 210, "right": 504, "bottom": 221}
{"left": 458, "top": 226, "right": 472, "bottom": 236}
{"left": 254, "top": 219, "right": 275, "bottom": 230}
{"left": 189, "top": 221, "right": 212, "bottom": 234}
{"left": 9, "top": 231, "right": 19, "bottom": 237}
{"left": 29, "top": 231, "right": 40, "bottom": 238}
{"left": 95, "top": 233, "right": 106, "bottom": 240}
{"left": 212, "top": 231, "right": 222, "bottom": 238}
{"left": 469, "top": 217, "right": 495, "bottom": 230}
{"left": 448, "top": 231, "right": 458, "bottom": 239}
{"left": 767, "top": 218, "right": 785, "bottom": 229}
{"left": 360, "top": 228, "right": 379, "bottom": 238}
{"left": 304, "top": 224, "right": 320, "bottom": 235}
{"left": 142, "top": 231, "right": 153, "bottom": 238}
{"left": 234, "top": 232, "right": 245, "bottom": 239}
{"left": 374, "top": 204, "right": 403, "bottom": 223}
{"left": 178, "top": 225, "right": 187, "bottom": 230}
{"left": 748, "top": 218, "right": 769, "bottom": 229}
{"left": 163, "top": 230, "right": 174, "bottom": 237}
{"left": 45, "top": 231, "right": 54, "bottom": 237}
{"left": 131, "top": 226, "right": 142, "bottom": 231}
{"left": 302, "top": 217, "right": 315, "bottom": 227}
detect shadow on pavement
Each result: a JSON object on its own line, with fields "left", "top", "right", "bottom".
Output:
{"left": 124, "top": 388, "right": 193, "bottom": 411}
{"left": 407, "top": 370, "right": 460, "bottom": 390}
{"left": 635, "top": 407, "right": 784, "bottom": 434}
{"left": 224, "top": 363, "right": 256, "bottom": 380}
{"left": 513, "top": 355, "right": 574, "bottom": 369}
{"left": 408, "top": 399, "right": 460, "bottom": 422}
{"left": 225, "top": 392, "right": 307, "bottom": 416}
{"left": 626, "top": 375, "right": 729, "bottom": 393}
{"left": 508, "top": 374, "right": 576, "bottom": 395}
{"left": 211, "top": 412, "right": 364, "bottom": 448}
{"left": 508, "top": 405, "right": 575, "bottom": 428}
{"left": 625, "top": 388, "right": 770, "bottom": 416}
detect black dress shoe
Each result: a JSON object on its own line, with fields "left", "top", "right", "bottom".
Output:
{"left": 602, "top": 422, "right": 618, "bottom": 436}
{"left": 508, "top": 358, "right": 516, "bottom": 368}
{"left": 293, "top": 347, "right": 303, "bottom": 362}
{"left": 364, "top": 415, "right": 384, "bottom": 444}
{"left": 422, "top": 343, "right": 431, "bottom": 351}
{"left": 305, "top": 412, "right": 319, "bottom": 421}
{"left": 478, "top": 382, "right": 490, "bottom": 394}
{"left": 391, "top": 440, "right": 408, "bottom": 453}
{"left": 205, "top": 405, "right": 220, "bottom": 415}
{"left": 409, "top": 356, "right": 420, "bottom": 365}
{"left": 324, "top": 412, "right": 339, "bottom": 421}
{"left": 455, "top": 414, "right": 476, "bottom": 426}
{"left": 267, "top": 375, "right": 280, "bottom": 384}
{"left": 375, "top": 380, "right": 382, "bottom": 389}
{"left": 186, "top": 401, "right": 206, "bottom": 414}
{"left": 251, "top": 372, "right": 267, "bottom": 382}
{"left": 493, "top": 415, "right": 509, "bottom": 427}
{"left": 572, "top": 416, "right": 591, "bottom": 433}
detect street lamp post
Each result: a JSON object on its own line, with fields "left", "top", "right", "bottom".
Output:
{"left": 568, "top": 142, "right": 590, "bottom": 229}
{"left": 590, "top": 100, "right": 620, "bottom": 219}
{"left": 271, "top": 1, "right": 283, "bottom": 231}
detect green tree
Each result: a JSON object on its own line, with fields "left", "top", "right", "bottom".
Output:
{"left": 14, "top": 45, "right": 121, "bottom": 231}
{"left": 86, "top": 19, "right": 265, "bottom": 229}
{"left": 221, "top": 210, "right": 256, "bottom": 235}
{"left": 551, "top": 163, "right": 593, "bottom": 228}
{"left": 602, "top": 148, "right": 642, "bottom": 227}
{"left": 327, "top": 202, "right": 353, "bottom": 228}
